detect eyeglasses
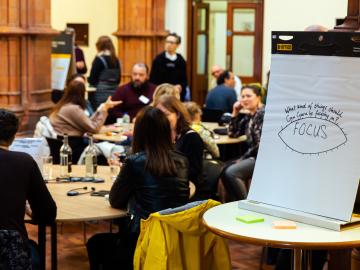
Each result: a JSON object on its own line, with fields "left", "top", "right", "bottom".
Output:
{"left": 211, "top": 70, "right": 221, "bottom": 76}
{"left": 165, "top": 40, "right": 178, "bottom": 45}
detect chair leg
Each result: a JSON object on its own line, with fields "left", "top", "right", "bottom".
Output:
{"left": 83, "top": 222, "right": 87, "bottom": 243}
{"left": 259, "top": 247, "right": 268, "bottom": 270}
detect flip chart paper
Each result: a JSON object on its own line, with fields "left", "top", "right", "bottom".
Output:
{"left": 248, "top": 54, "right": 360, "bottom": 222}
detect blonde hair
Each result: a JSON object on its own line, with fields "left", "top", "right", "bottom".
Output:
{"left": 152, "top": 83, "right": 180, "bottom": 104}
{"left": 184, "top": 102, "right": 202, "bottom": 121}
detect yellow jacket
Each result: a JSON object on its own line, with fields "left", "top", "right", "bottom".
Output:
{"left": 134, "top": 200, "right": 232, "bottom": 270}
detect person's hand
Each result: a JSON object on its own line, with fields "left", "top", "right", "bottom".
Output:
{"left": 174, "top": 84, "right": 182, "bottom": 93}
{"left": 25, "top": 201, "right": 32, "bottom": 217}
{"left": 102, "top": 97, "right": 122, "bottom": 111}
{"left": 232, "top": 101, "right": 243, "bottom": 116}
{"left": 76, "top": 61, "right": 85, "bottom": 69}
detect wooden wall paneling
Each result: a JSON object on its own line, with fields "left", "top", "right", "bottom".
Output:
{"left": 115, "top": 0, "right": 167, "bottom": 84}
{"left": 0, "top": 0, "right": 57, "bottom": 134}
{"left": 0, "top": 38, "right": 9, "bottom": 106}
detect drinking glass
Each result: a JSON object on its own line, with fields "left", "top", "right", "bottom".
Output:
{"left": 42, "top": 156, "right": 53, "bottom": 181}
{"left": 108, "top": 153, "right": 121, "bottom": 181}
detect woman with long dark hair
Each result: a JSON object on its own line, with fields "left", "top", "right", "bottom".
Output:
{"left": 88, "top": 35, "right": 121, "bottom": 110}
{"left": 87, "top": 106, "right": 189, "bottom": 270}
{"left": 154, "top": 95, "right": 207, "bottom": 199}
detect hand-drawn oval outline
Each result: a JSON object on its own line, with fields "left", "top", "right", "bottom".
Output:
{"left": 278, "top": 117, "right": 347, "bottom": 155}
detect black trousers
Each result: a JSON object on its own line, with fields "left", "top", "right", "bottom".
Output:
{"left": 221, "top": 157, "right": 256, "bottom": 201}
{"left": 86, "top": 232, "right": 138, "bottom": 270}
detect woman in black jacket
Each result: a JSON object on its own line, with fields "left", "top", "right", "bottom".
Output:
{"left": 154, "top": 95, "right": 208, "bottom": 200}
{"left": 87, "top": 106, "right": 189, "bottom": 270}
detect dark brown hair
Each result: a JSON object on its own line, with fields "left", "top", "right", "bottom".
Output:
{"left": 153, "top": 95, "right": 191, "bottom": 136}
{"left": 95, "top": 35, "right": 118, "bottom": 67}
{"left": 166, "top": 32, "right": 181, "bottom": 44}
{"left": 0, "top": 109, "right": 18, "bottom": 146}
{"left": 132, "top": 107, "right": 176, "bottom": 176}
{"left": 241, "top": 84, "right": 262, "bottom": 97}
{"left": 51, "top": 80, "right": 86, "bottom": 115}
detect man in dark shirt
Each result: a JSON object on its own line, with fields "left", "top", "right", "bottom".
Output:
{"left": 0, "top": 109, "right": 57, "bottom": 266}
{"left": 108, "top": 63, "right": 156, "bottom": 122}
{"left": 205, "top": 70, "right": 237, "bottom": 113}
{"left": 149, "top": 33, "right": 188, "bottom": 101}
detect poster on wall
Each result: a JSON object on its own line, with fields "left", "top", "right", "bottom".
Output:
{"left": 51, "top": 30, "right": 73, "bottom": 90}
{"left": 245, "top": 32, "right": 360, "bottom": 224}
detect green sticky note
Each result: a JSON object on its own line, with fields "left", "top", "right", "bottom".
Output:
{"left": 236, "top": 214, "right": 264, "bottom": 224}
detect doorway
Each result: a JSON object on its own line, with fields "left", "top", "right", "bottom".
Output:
{"left": 187, "top": 0, "right": 264, "bottom": 105}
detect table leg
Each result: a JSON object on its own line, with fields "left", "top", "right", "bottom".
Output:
{"left": 51, "top": 223, "right": 57, "bottom": 270}
{"left": 328, "top": 249, "right": 351, "bottom": 270}
{"left": 38, "top": 224, "right": 46, "bottom": 270}
{"left": 292, "top": 249, "right": 311, "bottom": 270}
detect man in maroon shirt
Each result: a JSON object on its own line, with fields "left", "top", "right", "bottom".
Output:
{"left": 108, "top": 63, "right": 156, "bottom": 122}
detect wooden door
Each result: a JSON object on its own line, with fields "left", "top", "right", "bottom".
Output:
{"left": 226, "top": 2, "right": 263, "bottom": 84}
{"left": 190, "top": 2, "right": 209, "bottom": 106}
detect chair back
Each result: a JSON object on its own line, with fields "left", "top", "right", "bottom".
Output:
{"left": 0, "top": 230, "right": 31, "bottom": 270}
{"left": 202, "top": 159, "right": 224, "bottom": 199}
{"left": 201, "top": 108, "right": 223, "bottom": 122}
{"left": 134, "top": 199, "right": 231, "bottom": 270}
{"left": 45, "top": 137, "right": 63, "bottom": 164}
{"left": 46, "top": 136, "right": 86, "bottom": 164}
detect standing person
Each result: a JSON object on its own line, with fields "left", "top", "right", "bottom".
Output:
{"left": 108, "top": 63, "right": 156, "bottom": 122}
{"left": 0, "top": 109, "right": 57, "bottom": 269}
{"left": 149, "top": 33, "right": 188, "bottom": 101}
{"left": 88, "top": 36, "right": 121, "bottom": 110}
{"left": 86, "top": 106, "right": 189, "bottom": 270}
{"left": 154, "top": 95, "right": 208, "bottom": 199}
{"left": 205, "top": 70, "right": 237, "bottom": 113}
{"left": 75, "top": 44, "right": 87, "bottom": 74}
{"left": 211, "top": 64, "right": 242, "bottom": 100}
{"left": 221, "top": 85, "right": 264, "bottom": 201}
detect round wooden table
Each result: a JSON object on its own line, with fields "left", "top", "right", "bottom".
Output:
{"left": 93, "top": 122, "right": 245, "bottom": 145}
{"left": 33, "top": 165, "right": 126, "bottom": 270}
{"left": 203, "top": 202, "right": 360, "bottom": 270}
{"left": 202, "top": 122, "right": 246, "bottom": 145}
{"left": 33, "top": 165, "right": 196, "bottom": 270}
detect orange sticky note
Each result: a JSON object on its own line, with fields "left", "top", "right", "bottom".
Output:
{"left": 272, "top": 220, "right": 297, "bottom": 229}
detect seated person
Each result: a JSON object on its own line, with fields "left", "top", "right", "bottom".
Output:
{"left": 0, "top": 109, "right": 57, "bottom": 268}
{"left": 50, "top": 80, "right": 121, "bottom": 162}
{"left": 184, "top": 101, "right": 220, "bottom": 159}
{"left": 154, "top": 95, "right": 208, "bottom": 200}
{"left": 152, "top": 83, "right": 180, "bottom": 104}
{"left": 50, "top": 80, "right": 121, "bottom": 137}
{"left": 211, "top": 64, "right": 242, "bottom": 100}
{"left": 108, "top": 63, "right": 156, "bottom": 122}
{"left": 221, "top": 85, "right": 265, "bottom": 201}
{"left": 205, "top": 70, "right": 237, "bottom": 114}
{"left": 86, "top": 106, "right": 189, "bottom": 269}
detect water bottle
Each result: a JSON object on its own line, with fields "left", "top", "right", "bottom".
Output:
{"left": 85, "top": 136, "right": 97, "bottom": 177}
{"left": 123, "top": 113, "right": 130, "bottom": 124}
{"left": 122, "top": 113, "right": 130, "bottom": 132}
{"left": 60, "top": 134, "right": 72, "bottom": 177}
